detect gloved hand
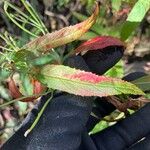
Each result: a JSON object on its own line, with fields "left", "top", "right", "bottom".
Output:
{"left": 1, "top": 48, "right": 150, "bottom": 150}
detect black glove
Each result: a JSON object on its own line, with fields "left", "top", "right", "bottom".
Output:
{"left": 2, "top": 48, "right": 150, "bottom": 150}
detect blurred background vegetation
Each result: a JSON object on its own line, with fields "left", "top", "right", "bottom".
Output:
{"left": 0, "top": 0, "right": 150, "bottom": 145}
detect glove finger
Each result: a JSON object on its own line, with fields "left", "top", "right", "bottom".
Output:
{"left": 79, "top": 130, "right": 98, "bottom": 150}
{"left": 64, "top": 55, "right": 90, "bottom": 71}
{"left": 123, "top": 72, "right": 146, "bottom": 81}
{"left": 86, "top": 97, "right": 115, "bottom": 132}
{"left": 91, "top": 103, "right": 150, "bottom": 150}
{"left": 82, "top": 46, "right": 124, "bottom": 75}
{"left": 127, "top": 133, "right": 150, "bottom": 150}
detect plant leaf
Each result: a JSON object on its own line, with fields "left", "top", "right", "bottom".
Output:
{"left": 112, "top": 0, "right": 122, "bottom": 12}
{"left": 105, "top": 60, "right": 124, "bottom": 78}
{"left": 12, "top": 49, "right": 36, "bottom": 72}
{"left": 73, "top": 12, "right": 103, "bottom": 35}
{"left": 121, "top": 22, "right": 139, "bottom": 41}
{"left": 145, "top": 93, "right": 150, "bottom": 99}
{"left": 38, "top": 65, "right": 144, "bottom": 97}
{"left": 74, "top": 36, "right": 125, "bottom": 54}
{"left": 8, "top": 78, "right": 22, "bottom": 99}
{"left": 20, "top": 73, "right": 33, "bottom": 96}
{"left": 121, "top": 0, "right": 150, "bottom": 40}
{"left": 127, "top": 0, "right": 150, "bottom": 22}
{"left": 132, "top": 75, "right": 150, "bottom": 91}
{"left": 23, "top": 3, "right": 99, "bottom": 55}
{"left": 8, "top": 77, "right": 44, "bottom": 102}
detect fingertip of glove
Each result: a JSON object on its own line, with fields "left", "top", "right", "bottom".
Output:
{"left": 64, "top": 55, "right": 90, "bottom": 71}
{"left": 94, "top": 97, "right": 116, "bottom": 117}
{"left": 82, "top": 46, "right": 124, "bottom": 75}
{"left": 123, "top": 72, "right": 146, "bottom": 82}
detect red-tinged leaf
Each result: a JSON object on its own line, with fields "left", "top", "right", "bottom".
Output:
{"left": 74, "top": 36, "right": 125, "bottom": 54}
{"left": 32, "top": 79, "right": 46, "bottom": 95}
{"left": 8, "top": 78, "right": 45, "bottom": 102}
{"left": 23, "top": 3, "right": 99, "bottom": 55}
{"left": 8, "top": 78, "right": 22, "bottom": 99}
{"left": 8, "top": 78, "right": 33, "bottom": 102}
{"left": 38, "top": 65, "right": 144, "bottom": 97}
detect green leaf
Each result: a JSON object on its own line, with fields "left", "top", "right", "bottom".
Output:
{"left": 121, "top": 0, "right": 150, "bottom": 40}
{"left": 145, "top": 93, "right": 150, "bottom": 99}
{"left": 132, "top": 75, "right": 150, "bottom": 91}
{"left": 111, "top": 0, "right": 122, "bottom": 12}
{"left": 105, "top": 60, "right": 124, "bottom": 78}
{"left": 37, "top": 65, "right": 144, "bottom": 97}
{"left": 31, "top": 51, "right": 61, "bottom": 66}
{"left": 90, "top": 120, "right": 108, "bottom": 134}
{"left": 20, "top": 74, "right": 33, "bottom": 96}
{"left": 121, "top": 22, "right": 139, "bottom": 41}
{"left": 0, "top": 84, "right": 11, "bottom": 100}
{"left": 12, "top": 50, "right": 35, "bottom": 72}
{"left": 0, "top": 69, "right": 10, "bottom": 81}
{"left": 127, "top": 0, "right": 150, "bottom": 22}
{"left": 15, "top": 101, "right": 28, "bottom": 116}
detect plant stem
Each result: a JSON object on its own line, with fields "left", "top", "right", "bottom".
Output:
{"left": 6, "top": 1, "right": 42, "bottom": 28}
{"left": 20, "top": 0, "right": 48, "bottom": 34}
{"left": 0, "top": 46, "right": 13, "bottom": 52}
{"left": 26, "top": 1, "right": 48, "bottom": 33}
{"left": 4, "top": 1, "right": 29, "bottom": 19}
{"left": 4, "top": 2, "right": 38, "bottom": 37}
{"left": 11, "top": 13, "right": 45, "bottom": 34}
{"left": 20, "top": 0, "right": 41, "bottom": 27}
{"left": 0, "top": 92, "right": 50, "bottom": 109}
{"left": 24, "top": 92, "right": 53, "bottom": 137}
{"left": 0, "top": 33, "right": 17, "bottom": 51}
{"left": 13, "top": 14, "right": 41, "bottom": 28}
